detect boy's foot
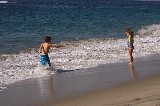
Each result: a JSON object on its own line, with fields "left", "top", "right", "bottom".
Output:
{"left": 129, "top": 62, "right": 133, "bottom": 64}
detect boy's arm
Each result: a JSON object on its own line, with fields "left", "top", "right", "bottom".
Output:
{"left": 36, "top": 44, "right": 43, "bottom": 53}
{"left": 51, "top": 44, "right": 64, "bottom": 48}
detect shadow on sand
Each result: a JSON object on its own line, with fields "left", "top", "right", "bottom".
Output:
{"left": 56, "top": 69, "right": 75, "bottom": 73}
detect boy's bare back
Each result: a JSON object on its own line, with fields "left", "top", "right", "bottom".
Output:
{"left": 39, "top": 43, "right": 52, "bottom": 55}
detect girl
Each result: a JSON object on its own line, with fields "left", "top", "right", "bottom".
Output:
{"left": 126, "top": 28, "right": 134, "bottom": 64}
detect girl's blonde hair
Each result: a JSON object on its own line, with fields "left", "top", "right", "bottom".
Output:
{"left": 126, "top": 28, "right": 134, "bottom": 36}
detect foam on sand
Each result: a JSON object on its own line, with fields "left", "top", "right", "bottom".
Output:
{"left": 0, "top": 24, "right": 160, "bottom": 86}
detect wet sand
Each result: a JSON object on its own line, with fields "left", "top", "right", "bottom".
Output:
{"left": 0, "top": 54, "right": 160, "bottom": 106}
{"left": 52, "top": 76, "right": 160, "bottom": 106}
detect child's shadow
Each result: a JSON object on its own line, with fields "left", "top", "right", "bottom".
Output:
{"left": 56, "top": 69, "right": 75, "bottom": 73}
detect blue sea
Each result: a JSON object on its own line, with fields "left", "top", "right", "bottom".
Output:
{"left": 0, "top": 0, "right": 160, "bottom": 53}
{"left": 1, "top": 0, "right": 160, "bottom": 85}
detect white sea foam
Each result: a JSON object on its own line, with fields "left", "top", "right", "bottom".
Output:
{"left": 0, "top": 24, "right": 160, "bottom": 85}
{"left": 0, "top": 52, "right": 56, "bottom": 85}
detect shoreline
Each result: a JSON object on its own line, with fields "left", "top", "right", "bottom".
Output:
{"left": 1, "top": 24, "right": 160, "bottom": 85}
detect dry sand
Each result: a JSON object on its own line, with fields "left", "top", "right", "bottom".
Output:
{"left": 51, "top": 76, "right": 160, "bottom": 106}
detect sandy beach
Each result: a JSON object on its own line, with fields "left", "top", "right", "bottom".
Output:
{"left": 50, "top": 54, "right": 160, "bottom": 106}
{"left": 0, "top": 54, "right": 160, "bottom": 106}
{"left": 52, "top": 76, "right": 160, "bottom": 106}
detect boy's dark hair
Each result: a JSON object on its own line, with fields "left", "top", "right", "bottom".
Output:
{"left": 44, "top": 36, "right": 51, "bottom": 42}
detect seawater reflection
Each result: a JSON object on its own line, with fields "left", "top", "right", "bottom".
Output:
{"left": 129, "top": 63, "right": 137, "bottom": 80}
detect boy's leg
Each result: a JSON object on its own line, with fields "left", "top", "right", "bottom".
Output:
{"left": 48, "top": 61, "right": 51, "bottom": 66}
{"left": 45, "top": 55, "right": 51, "bottom": 66}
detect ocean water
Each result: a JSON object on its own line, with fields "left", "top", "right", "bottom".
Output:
{"left": 0, "top": 0, "right": 160, "bottom": 85}
{"left": 0, "top": 0, "right": 160, "bottom": 53}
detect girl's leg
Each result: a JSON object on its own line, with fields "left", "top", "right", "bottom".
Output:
{"left": 128, "top": 48, "right": 133, "bottom": 64}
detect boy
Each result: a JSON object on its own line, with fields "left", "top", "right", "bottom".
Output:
{"left": 37, "top": 36, "right": 64, "bottom": 66}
